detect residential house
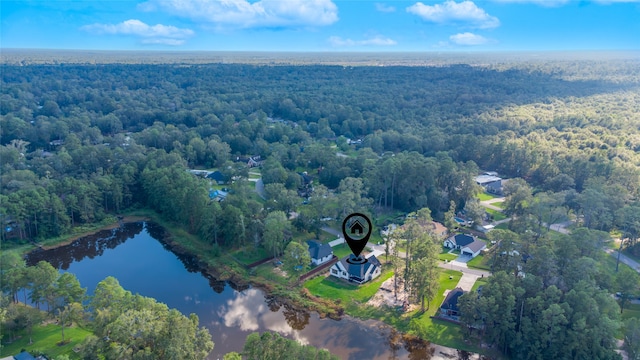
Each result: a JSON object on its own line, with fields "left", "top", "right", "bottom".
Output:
{"left": 440, "top": 287, "right": 465, "bottom": 319}
{"left": 444, "top": 234, "right": 487, "bottom": 258}
{"left": 235, "top": 155, "right": 264, "bottom": 168}
{"left": 206, "top": 171, "right": 227, "bottom": 185}
{"left": 209, "top": 189, "right": 228, "bottom": 202}
{"left": 475, "top": 172, "right": 503, "bottom": 194}
{"left": 330, "top": 255, "right": 381, "bottom": 284}
{"left": 306, "top": 240, "right": 334, "bottom": 266}
{"left": 428, "top": 221, "right": 448, "bottom": 238}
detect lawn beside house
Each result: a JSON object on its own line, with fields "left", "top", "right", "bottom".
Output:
{"left": 1, "top": 324, "right": 92, "bottom": 360}
{"left": 467, "top": 254, "right": 491, "bottom": 271}
{"left": 304, "top": 269, "right": 394, "bottom": 305}
{"left": 477, "top": 192, "right": 500, "bottom": 201}
{"left": 485, "top": 208, "right": 507, "bottom": 221}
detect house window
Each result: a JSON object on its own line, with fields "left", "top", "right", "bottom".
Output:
{"left": 331, "top": 269, "right": 337, "bottom": 274}
{"left": 342, "top": 271, "right": 346, "bottom": 276}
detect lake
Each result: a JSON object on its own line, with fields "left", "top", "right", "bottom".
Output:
{"left": 26, "top": 222, "right": 419, "bottom": 359}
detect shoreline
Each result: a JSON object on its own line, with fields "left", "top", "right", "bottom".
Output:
{"left": 38, "top": 216, "right": 150, "bottom": 250}
{"left": 26, "top": 218, "right": 481, "bottom": 359}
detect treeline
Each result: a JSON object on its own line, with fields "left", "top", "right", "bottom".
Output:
{"left": 1, "top": 61, "right": 639, "bottom": 251}
{"left": 457, "top": 227, "right": 627, "bottom": 359}
{"left": 0, "top": 253, "right": 214, "bottom": 359}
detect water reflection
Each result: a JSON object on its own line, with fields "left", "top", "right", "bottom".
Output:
{"left": 26, "top": 222, "right": 423, "bottom": 359}
{"left": 26, "top": 222, "right": 144, "bottom": 269}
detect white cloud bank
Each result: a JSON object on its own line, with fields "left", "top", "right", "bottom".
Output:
{"left": 328, "top": 35, "right": 397, "bottom": 47}
{"left": 139, "top": 0, "right": 339, "bottom": 29}
{"left": 449, "top": 32, "right": 489, "bottom": 45}
{"left": 81, "top": 19, "right": 194, "bottom": 45}
{"left": 407, "top": 1, "right": 500, "bottom": 29}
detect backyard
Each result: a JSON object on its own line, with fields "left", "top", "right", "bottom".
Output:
{"left": 1, "top": 324, "right": 92, "bottom": 360}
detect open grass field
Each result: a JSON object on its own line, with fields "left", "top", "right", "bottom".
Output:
{"left": 477, "top": 192, "right": 500, "bottom": 201}
{"left": 1, "top": 324, "right": 92, "bottom": 360}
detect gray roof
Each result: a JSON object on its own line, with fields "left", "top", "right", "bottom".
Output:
{"left": 307, "top": 240, "right": 332, "bottom": 260}
{"left": 450, "top": 234, "right": 475, "bottom": 247}
{"left": 338, "top": 254, "right": 380, "bottom": 281}
{"left": 441, "top": 287, "right": 464, "bottom": 312}
{"left": 464, "top": 239, "right": 487, "bottom": 253}
{"left": 475, "top": 174, "right": 502, "bottom": 185}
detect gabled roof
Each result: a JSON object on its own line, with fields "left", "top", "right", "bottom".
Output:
{"left": 441, "top": 287, "right": 464, "bottom": 312}
{"left": 337, "top": 255, "right": 380, "bottom": 280}
{"left": 448, "top": 234, "right": 475, "bottom": 247}
{"left": 306, "top": 240, "right": 332, "bottom": 260}
{"left": 475, "top": 175, "right": 502, "bottom": 185}
{"left": 463, "top": 239, "right": 487, "bottom": 253}
{"left": 206, "top": 171, "right": 226, "bottom": 182}
{"left": 429, "top": 221, "right": 447, "bottom": 235}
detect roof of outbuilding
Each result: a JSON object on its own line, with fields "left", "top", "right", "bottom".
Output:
{"left": 306, "top": 240, "right": 332, "bottom": 259}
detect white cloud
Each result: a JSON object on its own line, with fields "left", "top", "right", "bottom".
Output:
{"left": 407, "top": 1, "right": 500, "bottom": 29}
{"left": 139, "top": 0, "right": 338, "bottom": 29}
{"left": 449, "top": 32, "right": 489, "bottom": 45}
{"left": 375, "top": 3, "right": 397, "bottom": 12}
{"left": 328, "top": 35, "right": 397, "bottom": 47}
{"left": 81, "top": 19, "right": 194, "bottom": 45}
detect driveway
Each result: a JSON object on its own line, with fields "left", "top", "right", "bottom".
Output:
{"left": 254, "top": 179, "right": 266, "bottom": 200}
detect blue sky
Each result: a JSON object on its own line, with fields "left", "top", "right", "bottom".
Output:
{"left": 1, "top": 0, "right": 639, "bottom": 51}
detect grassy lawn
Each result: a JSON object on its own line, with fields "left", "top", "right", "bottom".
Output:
{"left": 494, "top": 223, "right": 509, "bottom": 230}
{"left": 253, "top": 262, "right": 291, "bottom": 286}
{"left": 491, "top": 201, "right": 505, "bottom": 209}
{"left": 230, "top": 246, "right": 270, "bottom": 265}
{"left": 304, "top": 269, "right": 394, "bottom": 305}
{"left": 332, "top": 243, "right": 353, "bottom": 259}
{"left": 401, "top": 270, "right": 489, "bottom": 352}
{"left": 486, "top": 208, "right": 507, "bottom": 221}
{"left": 439, "top": 247, "right": 457, "bottom": 262}
{"left": 622, "top": 303, "right": 640, "bottom": 321}
{"left": 467, "top": 254, "right": 491, "bottom": 271}
{"left": 477, "top": 192, "right": 500, "bottom": 201}
{"left": 1, "top": 324, "right": 92, "bottom": 360}
{"left": 471, "top": 278, "right": 489, "bottom": 293}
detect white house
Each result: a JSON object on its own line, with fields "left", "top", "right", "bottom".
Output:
{"left": 444, "top": 234, "right": 487, "bottom": 258}
{"left": 306, "top": 240, "right": 334, "bottom": 266}
{"left": 330, "top": 255, "right": 381, "bottom": 284}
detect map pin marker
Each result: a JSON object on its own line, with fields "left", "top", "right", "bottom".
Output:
{"left": 342, "top": 213, "right": 372, "bottom": 264}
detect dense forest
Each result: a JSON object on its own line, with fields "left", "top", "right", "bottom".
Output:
{"left": 1, "top": 55, "right": 639, "bottom": 359}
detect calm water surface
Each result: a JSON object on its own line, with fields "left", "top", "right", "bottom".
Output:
{"left": 27, "top": 222, "right": 413, "bottom": 360}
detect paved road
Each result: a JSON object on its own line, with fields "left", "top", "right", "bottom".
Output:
{"left": 321, "top": 226, "right": 341, "bottom": 237}
{"left": 439, "top": 261, "right": 491, "bottom": 277}
{"left": 604, "top": 248, "right": 640, "bottom": 272}
{"left": 480, "top": 197, "right": 506, "bottom": 212}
